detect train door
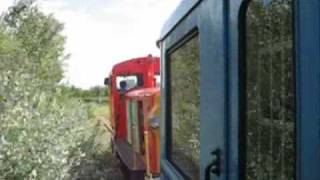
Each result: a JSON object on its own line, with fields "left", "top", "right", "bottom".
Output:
{"left": 159, "top": 1, "right": 227, "bottom": 179}
{"left": 160, "top": 0, "right": 320, "bottom": 180}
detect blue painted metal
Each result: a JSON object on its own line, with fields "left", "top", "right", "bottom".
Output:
{"left": 159, "top": 3, "right": 199, "bottom": 180}
{"left": 198, "top": 0, "right": 227, "bottom": 180}
{"left": 227, "top": 1, "right": 244, "bottom": 180}
{"left": 160, "top": 0, "right": 229, "bottom": 179}
{"left": 295, "top": 0, "right": 320, "bottom": 179}
{"left": 159, "top": 0, "right": 201, "bottom": 41}
{"left": 159, "top": 0, "right": 320, "bottom": 179}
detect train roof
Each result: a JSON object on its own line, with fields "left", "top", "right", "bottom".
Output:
{"left": 126, "top": 87, "right": 160, "bottom": 100}
{"left": 111, "top": 55, "right": 160, "bottom": 75}
{"left": 159, "top": 0, "right": 201, "bottom": 43}
{"left": 112, "top": 55, "right": 159, "bottom": 70}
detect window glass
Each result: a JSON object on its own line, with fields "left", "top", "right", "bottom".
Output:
{"left": 245, "top": 0, "right": 295, "bottom": 179}
{"left": 116, "top": 75, "right": 139, "bottom": 90}
{"left": 155, "top": 75, "right": 161, "bottom": 87}
{"left": 169, "top": 35, "right": 200, "bottom": 179}
{"left": 127, "top": 100, "right": 134, "bottom": 144}
{"left": 127, "top": 100, "right": 141, "bottom": 153}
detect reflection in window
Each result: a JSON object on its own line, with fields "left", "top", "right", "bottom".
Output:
{"left": 245, "top": 0, "right": 295, "bottom": 180}
{"left": 170, "top": 35, "right": 200, "bottom": 179}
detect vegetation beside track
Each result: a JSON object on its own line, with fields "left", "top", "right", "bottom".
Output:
{"left": 0, "top": 1, "right": 122, "bottom": 179}
{"left": 68, "top": 102, "right": 124, "bottom": 180}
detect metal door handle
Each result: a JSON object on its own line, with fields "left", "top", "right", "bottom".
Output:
{"left": 205, "top": 149, "right": 221, "bottom": 180}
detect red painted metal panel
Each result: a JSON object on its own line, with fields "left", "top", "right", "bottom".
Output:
{"left": 109, "top": 55, "right": 160, "bottom": 140}
{"left": 126, "top": 88, "right": 161, "bottom": 176}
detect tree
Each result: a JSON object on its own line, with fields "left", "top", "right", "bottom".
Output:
{"left": 0, "top": 1, "right": 91, "bottom": 179}
{"left": 3, "top": 0, "right": 66, "bottom": 86}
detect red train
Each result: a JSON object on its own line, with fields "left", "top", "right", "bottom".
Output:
{"left": 104, "top": 55, "right": 160, "bottom": 179}
{"left": 102, "top": 0, "right": 320, "bottom": 179}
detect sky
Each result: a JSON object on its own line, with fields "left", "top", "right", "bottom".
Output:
{"left": 0, "top": 0, "right": 181, "bottom": 89}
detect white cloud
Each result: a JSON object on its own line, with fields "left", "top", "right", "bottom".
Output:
{"left": 1, "top": 0, "right": 181, "bottom": 89}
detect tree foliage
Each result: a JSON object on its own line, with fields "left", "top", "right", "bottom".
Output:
{"left": 170, "top": 35, "right": 200, "bottom": 179}
{"left": 3, "top": 0, "right": 66, "bottom": 86}
{"left": 245, "top": 0, "right": 295, "bottom": 179}
{"left": 60, "top": 86, "right": 108, "bottom": 100}
{"left": 0, "top": 1, "right": 96, "bottom": 179}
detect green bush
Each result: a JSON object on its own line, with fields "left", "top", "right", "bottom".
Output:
{"left": 0, "top": 1, "right": 98, "bottom": 179}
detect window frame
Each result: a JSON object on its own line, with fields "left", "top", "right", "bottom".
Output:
{"left": 238, "top": 0, "right": 297, "bottom": 179}
{"left": 165, "top": 29, "right": 200, "bottom": 179}
{"left": 115, "top": 74, "right": 144, "bottom": 91}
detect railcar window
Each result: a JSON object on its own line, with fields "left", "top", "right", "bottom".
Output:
{"left": 116, "top": 75, "right": 139, "bottom": 90}
{"left": 244, "top": 0, "right": 295, "bottom": 180}
{"left": 169, "top": 35, "right": 200, "bottom": 179}
{"left": 155, "top": 75, "right": 161, "bottom": 87}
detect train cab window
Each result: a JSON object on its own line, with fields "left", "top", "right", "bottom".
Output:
{"left": 155, "top": 75, "right": 160, "bottom": 87}
{"left": 116, "top": 75, "right": 141, "bottom": 91}
{"left": 244, "top": 0, "right": 295, "bottom": 179}
{"left": 169, "top": 35, "right": 200, "bottom": 179}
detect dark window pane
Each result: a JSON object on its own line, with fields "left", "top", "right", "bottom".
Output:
{"left": 245, "top": 0, "right": 295, "bottom": 180}
{"left": 169, "top": 35, "right": 200, "bottom": 179}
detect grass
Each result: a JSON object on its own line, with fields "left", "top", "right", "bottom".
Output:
{"left": 91, "top": 103, "right": 110, "bottom": 118}
{"left": 86, "top": 102, "right": 110, "bottom": 120}
{"left": 68, "top": 102, "right": 124, "bottom": 180}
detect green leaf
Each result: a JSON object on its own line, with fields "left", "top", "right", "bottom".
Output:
{"left": 0, "top": 95, "right": 5, "bottom": 102}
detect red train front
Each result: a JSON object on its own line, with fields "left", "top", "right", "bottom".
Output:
{"left": 104, "top": 55, "right": 160, "bottom": 179}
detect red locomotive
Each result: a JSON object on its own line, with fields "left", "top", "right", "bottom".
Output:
{"left": 104, "top": 55, "right": 160, "bottom": 179}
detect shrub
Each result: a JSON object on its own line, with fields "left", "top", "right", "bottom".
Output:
{"left": 0, "top": 1, "right": 97, "bottom": 179}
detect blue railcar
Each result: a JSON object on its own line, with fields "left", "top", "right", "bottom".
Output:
{"left": 158, "top": 0, "right": 320, "bottom": 179}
